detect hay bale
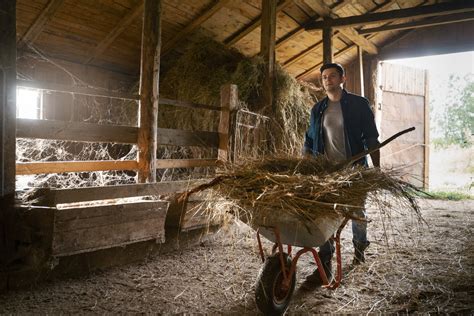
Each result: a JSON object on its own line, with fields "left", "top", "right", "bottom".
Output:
{"left": 160, "top": 36, "right": 315, "bottom": 154}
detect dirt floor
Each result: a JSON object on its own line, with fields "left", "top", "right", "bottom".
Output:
{"left": 0, "top": 198, "right": 473, "bottom": 314}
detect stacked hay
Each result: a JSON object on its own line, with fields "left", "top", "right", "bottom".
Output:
{"left": 160, "top": 36, "right": 317, "bottom": 154}
{"left": 184, "top": 156, "right": 421, "bottom": 230}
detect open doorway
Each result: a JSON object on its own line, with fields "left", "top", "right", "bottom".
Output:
{"left": 383, "top": 51, "right": 473, "bottom": 195}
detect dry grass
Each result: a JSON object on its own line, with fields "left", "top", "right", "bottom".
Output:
{"left": 182, "top": 156, "right": 421, "bottom": 237}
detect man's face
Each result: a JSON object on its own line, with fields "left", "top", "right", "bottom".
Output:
{"left": 321, "top": 68, "right": 345, "bottom": 92}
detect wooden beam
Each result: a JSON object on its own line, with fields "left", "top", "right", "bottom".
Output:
{"left": 16, "top": 118, "right": 139, "bottom": 144}
{"left": 294, "top": 0, "right": 398, "bottom": 79}
{"left": 0, "top": 0, "right": 17, "bottom": 200}
{"left": 162, "top": 0, "right": 230, "bottom": 55}
{"left": 296, "top": 41, "right": 356, "bottom": 79}
{"left": 138, "top": 0, "right": 162, "bottom": 183}
{"left": 225, "top": 0, "right": 293, "bottom": 47}
{"left": 32, "top": 180, "right": 206, "bottom": 206}
{"left": 357, "top": 45, "right": 364, "bottom": 97}
{"left": 156, "top": 159, "right": 218, "bottom": 169}
{"left": 282, "top": 38, "right": 324, "bottom": 68}
{"left": 260, "top": 0, "right": 277, "bottom": 111}
{"left": 305, "top": 1, "right": 474, "bottom": 29}
{"left": 275, "top": 0, "right": 350, "bottom": 49}
{"left": 16, "top": 160, "right": 138, "bottom": 175}
{"left": 17, "top": 79, "right": 139, "bottom": 100}
{"left": 304, "top": 0, "right": 378, "bottom": 54}
{"left": 18, "top": 0, "right": 65, "bottom": 48}
{"left": 322, "top": 26, "right": 333, "bottom": 64}
{"left": 157, "top": 128, "right": 219, "bottom": 148}
{"left": 281, "top": 0, "right": 395, "bottom": 63}
{"left": 275, "top": 27, "right": 306, "bottom": 49}
{"left": 84, "top": 1, "right": 144, "bottom": 64}
{"left": 159, "top": 97, "right": 221, "bottom": 111}
{"left": 338, "top": 27, "right": 377, "bottom": 54}
{"left": 359, "top": 11, "right": 474, "bottom": 34}
{"left": 17, "top": 118, "right": 220, "bottom": 148}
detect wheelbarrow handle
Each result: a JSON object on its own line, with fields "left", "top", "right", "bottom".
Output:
{"left": 334, "top": 126, "right": 415, "bottom": 170}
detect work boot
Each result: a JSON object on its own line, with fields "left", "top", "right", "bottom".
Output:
{"left": 301, "top": 261, "right": 332, "bottom": 290}
{"left": 353, "top": 241, "right": 370, "bottom": 265}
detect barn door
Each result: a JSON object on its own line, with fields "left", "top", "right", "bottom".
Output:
{"left": 377, "top": 62, "right": 429, "bottom": 189}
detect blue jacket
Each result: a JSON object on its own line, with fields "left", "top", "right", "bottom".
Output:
{"left": 303, "top": 90, "right": 379, "bottom": 166}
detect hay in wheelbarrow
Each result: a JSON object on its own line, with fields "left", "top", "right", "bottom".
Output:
{"left": 181, "top": 127, "right": 422, "bottom": 232}
{"left": 182, "top": 155, "right": 422, "bottom": 233}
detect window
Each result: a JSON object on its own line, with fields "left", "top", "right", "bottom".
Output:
{"left": 16, "top": 87, "right": 43, "bottom": 119}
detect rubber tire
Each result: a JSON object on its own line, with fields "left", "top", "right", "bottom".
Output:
{"left": 255, "top": 253, "right": 296, "bottom": 315}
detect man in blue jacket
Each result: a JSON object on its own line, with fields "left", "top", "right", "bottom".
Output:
{"left": 302, "top": 63, "right": 380, "bottom": 287}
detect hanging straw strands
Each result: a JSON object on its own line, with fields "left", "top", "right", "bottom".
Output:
{"left": 182, "top": 156, "right": 421, "bottom": 226}
{"left": 182, "top": 128, "right": 422, "bottom": 227}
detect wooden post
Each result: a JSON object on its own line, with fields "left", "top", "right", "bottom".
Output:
{"left": 260, "top": 0, "right": 276, "bottom": 111}
{"left": 219, "top": 84, "right": 238, "bottom": 162}
{"left": 138, "top": 0, "right": 161, "bottom": 183}
{"left": 0, "top": 0, "right": 17, "bottom": 203}
{"left": 357, "top": 45, "right": 365, "bottom": 97}
{"left": 322, "top": 25, "right": 333, "bottom": 65}
{"left": 423, "top": 70, "right": 430, "bottom": 190}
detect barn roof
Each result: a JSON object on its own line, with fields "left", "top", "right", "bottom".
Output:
{"left": 15, "top": 0, "right": 474, "bottom": 81}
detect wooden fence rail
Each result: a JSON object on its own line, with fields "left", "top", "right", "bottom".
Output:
{"left": 15, "top": 82, "right": 238, "bottom": 175}
{"left": 17, "top": 79, "right": 139, "bottom": 101}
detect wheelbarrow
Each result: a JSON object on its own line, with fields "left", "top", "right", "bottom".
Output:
{"left": 250, "top": 211, "right": 350, "bottom": 315}
{"left": 248, "top": 126, "right": 417, "bottom": 314}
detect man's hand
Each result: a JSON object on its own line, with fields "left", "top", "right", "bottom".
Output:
{"left": 370, "top": 150, "right": 380, "bottom": 168}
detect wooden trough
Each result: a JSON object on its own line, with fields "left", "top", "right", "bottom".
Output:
{"left": 30, "top": 180, "right": 210, "bottom": 257}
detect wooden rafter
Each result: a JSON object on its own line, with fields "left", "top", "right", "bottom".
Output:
{"left": 225, "top": 0, "right": 293, "bottom": 47}
{"left": 296, "top": 41, "right": 356, "bottom": 80}
{"left": 296, "top": 1, "right": 450, "bottom": 80}
{"left": 162, "top": 0, "right": 230, "bottom": 55}
{"left": 282, "top": 0, "right": 396, "bottom": 69}
{"left": 282, "top": 34, "right": 335, "bottom": 68}
{"left": 359, "top": 11, "right": 474, "bottom": 34}
{"left": 275, "top": 0, "right": 349, "bottom": 49}
{"left": 296, "top": 2, "right": 407, "bottom": 81}
{"left": 18, "top": 0, "right": 65, "bottom": 48}
{"left": 304, "top": 0, "right": 378, "bottom": 54}
{"left": 84, "top": 1, "right": 144, "bottom": 64}
{"left": 305, "top": 0, "right": 474, "bottom": 29}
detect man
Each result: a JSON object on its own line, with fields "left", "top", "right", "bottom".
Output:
{"left": 302, "top": 63, "right": 380, "bottom": 286}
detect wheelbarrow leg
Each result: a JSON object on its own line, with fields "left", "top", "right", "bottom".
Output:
{"left": 328, "top": 217, "right": 350, "bottom": 289}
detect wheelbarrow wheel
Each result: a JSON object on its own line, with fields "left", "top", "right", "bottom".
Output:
{"left": 255, "top": 252, "right": 296, "bottom": 315}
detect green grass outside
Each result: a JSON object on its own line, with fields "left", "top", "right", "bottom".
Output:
{"left": 413, "top": 189, "right": 473, "bottom": 201}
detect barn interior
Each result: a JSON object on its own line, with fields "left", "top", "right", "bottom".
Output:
{"left": 1, "top": 0, "right": 473, "bottom": 312}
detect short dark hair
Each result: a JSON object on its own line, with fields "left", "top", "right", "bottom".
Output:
{"left": 320, "top": 63, "right": 345, "bottom": 76}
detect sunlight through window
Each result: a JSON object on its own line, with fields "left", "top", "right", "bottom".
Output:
{"left": 16, "top": 88, "right": 42, "bottom": 119}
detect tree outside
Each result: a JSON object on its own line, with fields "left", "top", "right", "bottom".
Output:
{"left": 431, "top": 73, "right": 473, "bottom": 148}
